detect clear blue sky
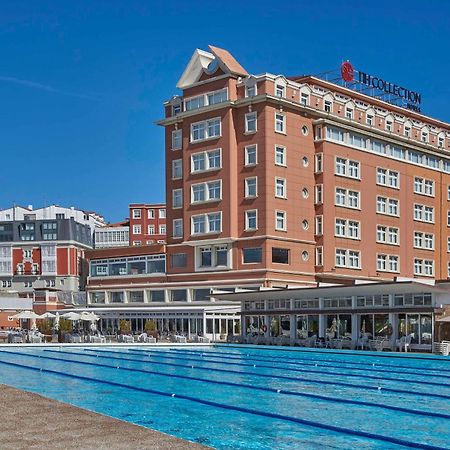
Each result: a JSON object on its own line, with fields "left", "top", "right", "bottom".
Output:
{"left": 1, "top": 0, "right": 449, "bottom": 222}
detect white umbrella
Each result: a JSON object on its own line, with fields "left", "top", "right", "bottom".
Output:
{"left": 11, "top": 310, "right": 40, "bottom": 320}
{"left": 80, "top": 312, "right": 99, "bottom": 322}
{"left": 39, "top": 312, "right": 56, "bottom": 319}
{"left": 62, "top": 312, "right": 82, "bottom": 321}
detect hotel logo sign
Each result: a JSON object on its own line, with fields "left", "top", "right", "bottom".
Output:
{"left": 340, "top": 61, "right": 421, "bottom": 113}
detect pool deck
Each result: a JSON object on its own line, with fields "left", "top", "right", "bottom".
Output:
{"left": 0, "top": 384, "right": 210, "bottom": 450}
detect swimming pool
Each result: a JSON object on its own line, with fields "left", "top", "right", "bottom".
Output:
{"left": 0, "top": 344, "right": 448, "bottom": 449}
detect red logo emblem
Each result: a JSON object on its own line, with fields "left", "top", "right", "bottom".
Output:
{"left": 341, "top": 61, "right": 354, "bottom": 82}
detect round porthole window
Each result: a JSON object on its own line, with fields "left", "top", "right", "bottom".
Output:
{"left": 302, "top": 125, "right": 309, "bottom": 136}
{"left": 302, "top": 188, "right": 309, "bottom": 199}
{"left": 302, "top": 251, "right": 309, "bottom": 261}
{"left": 302, "top": 219, "right": 309, "bottom": 230}
{"left": 302, "top": 156, "right": 309, "bottom": 167}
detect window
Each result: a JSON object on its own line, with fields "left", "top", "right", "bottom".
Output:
{"left": 404, "top": 126, "right": 411, "bottom": 137}
{"left": 243, "top": 247, "right": 262, "bottom": 263}
{"left": 275, "top": 146, "right": 286, "bottom": 166}
{"left": 376, "top": 226, "right": 399, "bottom": 245}
{"left": 413, "top": 177, "right": 434, "bottom": 197}
{"left": 197, "top": 245, "right": 229, "bottom": 268}
{"left": 327, "top": 126, "right": 344, "bottom": 142}
{"left": 172, "top": 189, "right": 183, "bottom": 208}
{"left": 414, "top": 204, "right": 434, "bottom": 223}
{"left": 386, "top": 120, "right": 393, "bottom": 132}
{"left": 275, "top": 178, "right": 286, "bottom": 198}
{"left": 377, "top": 168, "right": 399, "bottom": 188}
{"left": 246, "top": 84, "right": 257, "bottom": 97}
{"left": 190, "top": 118, "right": 221, "bottom": 142}
{"left": 421, "top": 131, "right": 429, "bottom": 143}
{"left": 191, "top": 180, "right": 221, "bottom": 203}
{"left": 335, "top": 188, "right": 360, "bottom": 209}
{"left": 335, "top": 249, "right": 360, "bottom": 268}
{"left": 171, "top": 253, "right": 187, "bottom": 268}
{"left": 377, "top": 254, "right": 399, "bottom": 272}
{"left": 275, "top": 211, "right": 286, "bottom": 231}
{"left": 275, "top": 113, "right": 285, "bottom": 133}
{"left": 335, "top": 157, "right": 360, "bottom": 179}
{"left": 185, "top": 95, "right": 205, "bottom": 111}
{"left": 349, "top": 133, "right": 366, "bottom": 149}
{"left": 245, "top": 145, "right": 257, "bottom": 166}
{"left": 377, "top": 196, "right": 399, "bottom": 216}
{"left": 316, "top": 247, "right": 323, "bottom": 266}
{"left": 245, "top": 210, "right": 258, "bottom": 231}
{"left": 207, "top": 88, "right": 228, "bottom": 105}
{"left": 191, "top": 149, "right": 221, "bottom": 173}
{"left": 245, "top": 177, "right": 257, "bottom": 198}
{"left": 173, "top": 219, "right": 183, "bottom": 238}
{"left": 272, "top": 248, "right": 289, "bottom": 264}
{"left": 148, "top": 225, "right": 155, "bottom": 235}
{"left": 132, "top": 209, "right": 141, "bottom": 219}
{"left": 275, "top": 84, "right": 285, "bottom": 97}
{"left": 133, "top": 241, "right": 141, "bottom": 246}
{"left": 315, "top": 153, "right": 323, "bottom": 173}
{"left": 172, "top": 159, "right": 182, "bottom": 179}
{"left": 371, "top": 140, "right": 386, "bottom": 154}
{"left": 345, "top": 107, "right": 353, "bottom": 119}
{"left": 324, "top": 100, "right": 332, "bottom": 113}
{"left": 366, "top": 114, "right": 374, "bottom": 126}
{"left": 172, "top": 102, "right": 181, "bottom": 115}
{"left": 132, "top": 225, "right": 141, "bottom": 234}
{"left": 414, "top": 258, "right": 434, "bottom": 276}
{"left": 148, "top": 209, "right": 155, "bottom": 219}
{"left": 414, "top": 232, "right": 434, "bottom": 250}
{"left": 315, "top": 185, "right": 323, "bottom": 204}
{"left": 159, "top": 209, "right": 166, "bottom": 219}
{"left": 245, "top": 112, "right": 257, "bottom": 133}
{"left": 172, "top": 130, "right": 182, "bottom": 150}
{"left": 191, "top": 212, "right": 222, "bottom": 235}
{"left": 315, "top": 216, "right": 323, "bottom": 235}
{"left": 335, "top": 219, "right": 359, "bottom": 239}
{"left": 300, "top": 92, "right": 309, "bottom": 105}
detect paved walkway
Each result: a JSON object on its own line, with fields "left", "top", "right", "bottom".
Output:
{"left": 0, "top": 384, "right": 210, "bottom": 449}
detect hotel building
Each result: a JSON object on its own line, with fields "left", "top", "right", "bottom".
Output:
{"left": 84, "top": 45, "right": 450, "bottom": 344}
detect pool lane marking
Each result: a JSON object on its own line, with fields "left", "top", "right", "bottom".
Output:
{"left": 0, "top": 355, "right": 446, "bottom": 450}
{"left": 163, "top": 348, "right": 449, "bottom": 380}
{"left": 99, "top": 348, "right": 450, "bottom": 389}
{"left": 3, "top": 349, "right": 449, "bottom": 421}
{"left": 167, "top": 348, "right": 450, "bottom": 376}
{"left": 219, "top": 343, "right": 450, "bottom": 363}
{"left": 43, "top": 348, "right": 450, "bottom": 401}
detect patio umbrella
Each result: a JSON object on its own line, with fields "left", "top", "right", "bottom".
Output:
{"left": 11, "top": 310, "right": 40, "bottom": 330}
{"left": 62, "top": 312, "right": 82, "bottom": 321}
{"left": 39, "top": 312, "right": 56, "bottom": 319}
{"left": 79, "top": 312, "right": 99, "bottom": 322}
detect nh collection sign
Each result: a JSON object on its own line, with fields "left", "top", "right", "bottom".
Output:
{"left": 340, "top": 61, "right": 421, "bottom": 113}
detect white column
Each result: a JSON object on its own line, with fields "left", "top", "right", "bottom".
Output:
{"left": 290, "top": 315, "right": 296, "bottom": 342}
{"left": 351, "top": 314, "right": 359, "bottom": 340}
{"left": 319, "top": 314, "right": 326, "bottom": 338}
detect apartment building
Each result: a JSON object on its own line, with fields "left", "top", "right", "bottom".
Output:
{"left": 129, "top": 203, "right": 166, "bottom": 246}
{"left": 0, "top": 205, "right": 106, "bottom": 306}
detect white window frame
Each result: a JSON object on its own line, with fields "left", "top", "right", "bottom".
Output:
{"left": 275, "top": 210, "right": 287, "bottom": 231}
{"left": 275, "top": 145, "right": 286, "bottom": 166}
{"left": 172, "top": 189, "right": 183, "bottom": 209}
{"left": 190, "top": 117, "right": 221, "bottom": 143}
{"left": 275, "top": 177, "right": 287, "bottom": 199}
{"left": 172, "top": 159, "right": 183, "bottom": 179}
{"left": 245, "top": 177, "right": 258, "bottom": 198}
{"left": 275, "top": 113, "right": 286, "bottom": 134}
{"left": 191, "top": 180, "right": 222, "bottom": 204}
{"left": 245, "top": 145, "right": 258, "bottom": 166}
{"left": 171, "top": 129, "right": 182, "bottom": 150}
{"left": 245, "top": 112, "right": 257, "bottom": 133}
{"left": 245, "top": 210, "right": 258, "bottom": 231}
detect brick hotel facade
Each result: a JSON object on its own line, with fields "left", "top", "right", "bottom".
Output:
{"left": 159, "top": 46, "right": 450, "bottom": 286}
{"left": 84, "top": 45, "right": 450, "bottom": 342}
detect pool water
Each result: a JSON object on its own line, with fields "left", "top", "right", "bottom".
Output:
{"left": 0, "top": 344, "right": 449, "bottom": 449}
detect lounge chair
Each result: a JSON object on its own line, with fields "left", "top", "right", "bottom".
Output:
{"left": 396, "top": 335, "right": 412, "bottom": 352}
{"left": 433, "top": 341, "right": 450, "bottom": 356}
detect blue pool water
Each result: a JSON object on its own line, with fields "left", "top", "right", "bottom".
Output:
{"left": 0, "top": 344, "right": 449, "bottom": 449}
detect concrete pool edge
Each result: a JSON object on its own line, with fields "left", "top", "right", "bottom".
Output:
{"left": 0, "top": 384, "right": 211, "bottom": 450}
